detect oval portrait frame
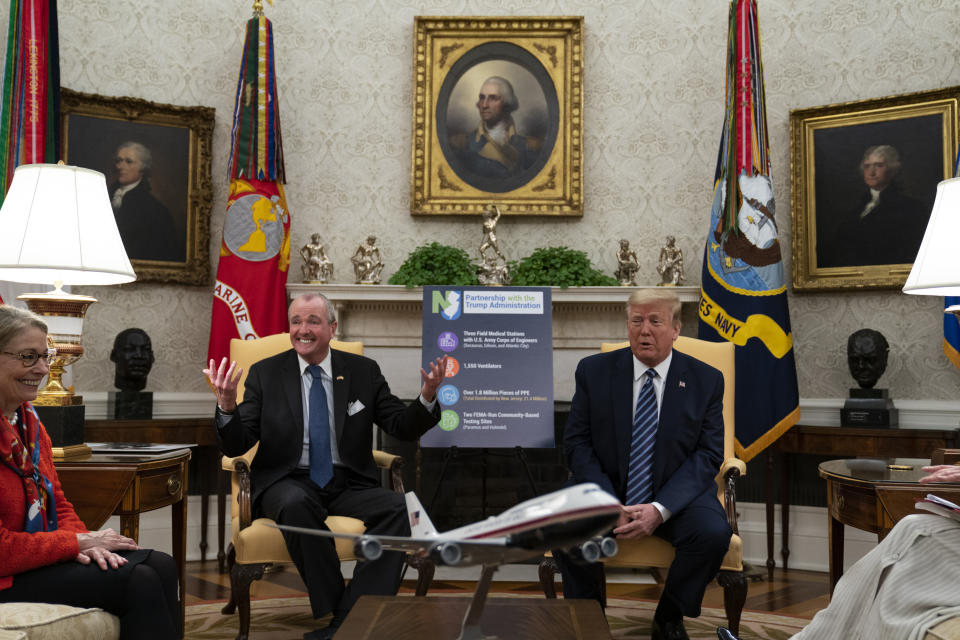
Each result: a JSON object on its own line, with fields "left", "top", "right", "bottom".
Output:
{"left": 436, "top": 41, "right": 559, "bottom": 194}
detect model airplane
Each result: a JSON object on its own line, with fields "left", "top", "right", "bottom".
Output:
{"left": 273, "top": 483, "right": 622, "bottom": 640}
{"left": 273, "top": 482, "right": 621, "bottom": 567}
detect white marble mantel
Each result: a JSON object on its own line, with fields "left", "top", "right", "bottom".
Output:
{"left": 286, "top": 283, "right": 701, "bottom": 401}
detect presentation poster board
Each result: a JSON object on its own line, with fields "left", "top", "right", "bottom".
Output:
{"left": 420, "top": 286, "right": 554, "bottom": 448}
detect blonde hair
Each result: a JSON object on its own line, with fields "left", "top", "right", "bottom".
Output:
{"left": 626, "top": 289, "right": 681, "bottom": 326}
{"left": 0, "top": 305, "right": 47, "bottom": 351}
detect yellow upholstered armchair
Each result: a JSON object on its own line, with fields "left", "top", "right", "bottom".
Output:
{"left": 540, "top": 336, "right": 748, "bottom": 635}
{"left": 218, "top": 334, "right": 434, "bottom": 640}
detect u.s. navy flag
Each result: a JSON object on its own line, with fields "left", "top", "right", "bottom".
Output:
{"left": 697, "top": 0, "right": 799, "bottom": 462}
{"left": 206, "top": 9, "right": 290, "bottom": 364}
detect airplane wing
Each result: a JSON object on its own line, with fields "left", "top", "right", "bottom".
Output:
{"left": 271, "top": 523, "right": 543, "bottom": 566}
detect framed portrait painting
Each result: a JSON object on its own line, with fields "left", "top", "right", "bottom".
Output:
{"left": 61, "top": 88, "right": 215, "bottom": 285}
{"left": 410, "top": 17, "right": 583, "bottom": 216}
{"left": 790, "top": 86, "right": 959, "bottom": 291}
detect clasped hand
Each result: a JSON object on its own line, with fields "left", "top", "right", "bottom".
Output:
{"left": 612, "top": 503, "right": 663, "bottom": 539}
{"left": 76, "top": 529, "right": 140, "bottom": 570}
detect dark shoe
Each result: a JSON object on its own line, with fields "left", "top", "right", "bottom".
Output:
{"left": 716, "top": 627, "right": 740, "bottom": 640}
{"left": 651, "top": 618, "right": 689, "bottom": 640}
{"left": 304, "top": 611, "right": 347, "bottom": 640}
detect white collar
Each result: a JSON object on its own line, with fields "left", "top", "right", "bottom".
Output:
{"left": 633, "top": 350, "right": 672, "bottom": 382}
{"left": 298, "top": 350, "right": 332, "bottom": 380}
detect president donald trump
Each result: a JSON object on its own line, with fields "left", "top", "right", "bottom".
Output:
{"left": 556, "top": 289, "right": 731, "bottom": 640}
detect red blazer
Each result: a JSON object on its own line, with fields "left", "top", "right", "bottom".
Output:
{"left": 0, "top": 418, "right": 87, "bottom": 590}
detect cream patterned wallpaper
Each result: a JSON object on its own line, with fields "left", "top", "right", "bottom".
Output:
{"left": 12, "top": 0, "right": 960, "bottom": 400}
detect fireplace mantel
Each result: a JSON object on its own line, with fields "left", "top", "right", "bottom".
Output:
{"left": 286, "top": 283, "right": 701, "bottom": 401}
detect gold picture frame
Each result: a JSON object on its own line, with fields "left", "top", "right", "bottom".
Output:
{"left": 61, "top": 88, "right": 215, "bottom": 285}
{"left": 790, "top": 86, "right": 959, "bottom": 291}
{"left": 410, "top": 16, "right": 583, "bottom": 216}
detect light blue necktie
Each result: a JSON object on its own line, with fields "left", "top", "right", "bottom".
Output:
{"left": 306, "top": 365, "right": 333, "bottom": 487}
{"left": 625, "top": 369, "right": 658, "bottom": 505}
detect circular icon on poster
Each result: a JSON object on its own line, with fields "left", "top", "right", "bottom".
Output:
{"left": 438, "top": 332, "right": 459, "bottom": 352}
{"left": 437, "top": 384, "right": 460, "bottom": 406}
{"left": 444, "top": 356, "right": 460, "bottom": 378}
{"left": 439, "top": 410, "right": 460, "bottom": 431}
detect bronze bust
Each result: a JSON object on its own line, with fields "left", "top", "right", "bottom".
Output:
{"left": 847, "top": 328, "right": 889, "bottom": 389}
{"left": 111, "top": 328, "right": 155, "bottom": 392}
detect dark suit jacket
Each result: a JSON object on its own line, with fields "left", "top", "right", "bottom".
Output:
{"left": 563, "top": 348, "right": 724, "bottom": 515}
{"left": 217, "top": 348, "right": 439, "bottom": 507}
{"left": 112, "top": 180, "right": 181, "bottom": 262}
{"left": 821, "top": 183, "right": 927, "bottom": 268}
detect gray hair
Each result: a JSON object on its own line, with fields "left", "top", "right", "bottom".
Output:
{"left": 290, "top": 292, "right": 337, "bottom": 324}
{"left": 0, "top": 305, "right": 47, "bottom": 351}
{"left": 861, "top": 145, "right": 901, "bottom": 174}
{"left": 117, "top": 141, "right": 153, "bottom": 172}
{"left": 481, "top": 76, "right": 519, "bottom": 113}
{"left": 626, "top": 289, "right": 682, "bottom": 326}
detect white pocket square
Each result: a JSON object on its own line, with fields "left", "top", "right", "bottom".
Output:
{"left": 347, "top": 400, "right": 365, "bottom": 416}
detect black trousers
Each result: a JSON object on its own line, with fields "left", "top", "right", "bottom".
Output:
{"left": 556, "top": 494, "right": 731, "bottom": 618}
{"left": 258, "top": 467, "right": 409, "bottom": 618}
{"left": 0, "top": 548, "right": 180, "bottom": 640}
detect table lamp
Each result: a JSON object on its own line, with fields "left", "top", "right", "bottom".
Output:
{"left": 903, "top": 177, "right": 960, "bottom": 299}
{"left": 0, "top": 163, "right": 136, "bottom": 458}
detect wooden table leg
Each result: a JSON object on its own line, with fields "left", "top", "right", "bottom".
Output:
{"left": 199, "top": 446, "right": 210, "bottom": 564}
{"left": 765, "top": 450, "right": 775, "bottom": 581}
{"left": 217, "top": 466, "right": 228, "bottom": 573}
{"left": 781, "top": 451, "right": 791, "bottom": 571}
{"left": 119, "top": 514, "right": 140, "bottom": 542}
{"left": 173, "top": 470, "right": 188, "bottom": 634}
{"left": 828, "top": 512, "right": 843, "bottom": 595}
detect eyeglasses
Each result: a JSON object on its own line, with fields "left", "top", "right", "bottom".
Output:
{"left": 1, "top": 348, "right": 57, "bottom": 367}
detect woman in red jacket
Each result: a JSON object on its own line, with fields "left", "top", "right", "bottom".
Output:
{"left": 0, "top": 305, "right": 180, "bottom": 639}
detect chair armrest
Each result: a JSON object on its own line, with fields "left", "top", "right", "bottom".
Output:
{"left": 931, "top": 448, "right": 960, "bottom": 465}
{"left": 373, "top": 450, "right": 405, "bottom": 494}
{"left": 720, "top": 457, "right": 747, "bottom": 478}
{"left": 226, "top": 456, "right": 253, "bottom": 530}
{"left": 720, "top": 459, "right": 743, "bottom": 536}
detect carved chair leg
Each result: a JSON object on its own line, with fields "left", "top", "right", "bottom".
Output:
{"left": 220, "top": 545, "right": 238, "bottom": 615}
{"left": 230, "top": 562, "right": 266, "bottom": 640}
{"left": 717, "top": 569, "right": 748, "bottom": 637}
{"left": 538, "top": 557, "right": 559, "bottom": 598}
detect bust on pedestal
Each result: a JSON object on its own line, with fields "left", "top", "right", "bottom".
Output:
{"left": 841, "top": 328, "right": 898, "bottom": 428}
{"left": 107, "top": 328, "right": 154, "bottom": 419}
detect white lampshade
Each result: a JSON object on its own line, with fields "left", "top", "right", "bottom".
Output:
{"left": 0, "top": 163, "right": 136, "bottom": 286}
{"left": 903, "top": 177, "right": 960, "bottom": 296}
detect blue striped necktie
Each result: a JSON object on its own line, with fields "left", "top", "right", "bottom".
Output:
{"left": 626, "top": 369, "right": 659, "bottom": 505}
{"left": 307, "top": 365, "right": 333, "bottom": 487}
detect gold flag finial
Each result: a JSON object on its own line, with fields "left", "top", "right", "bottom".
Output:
{"left": 252, "top": 0, "right": 272, "bottom": 17}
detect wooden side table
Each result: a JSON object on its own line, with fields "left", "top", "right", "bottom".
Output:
{"left": 767, "top": 425, "right": 960, "bottom": 580}
{"left": 818, "top": 457, "right": 960, "bottom": 593}
{"left": 84, "top": 417, "right": 228, "bottom": 571}
{"left": 55, "top": 448, "right": 191, "bottom": 629}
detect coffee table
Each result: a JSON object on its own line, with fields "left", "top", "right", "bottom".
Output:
{"left": 335, "top": 595, "right": 610, "bottom": 639}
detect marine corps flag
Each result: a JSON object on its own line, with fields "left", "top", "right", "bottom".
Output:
{"left": 206, "top": 8, "right": 290, "bottom": 364}
{"left": 697, "top": 0, "right": 799, "bottom": 462}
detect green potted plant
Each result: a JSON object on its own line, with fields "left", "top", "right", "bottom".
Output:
{"left": 388, "top": 242, "right": 480, "bottom": 287}
{"left": 509, "top": 246, "right": 618, "bottom": 288}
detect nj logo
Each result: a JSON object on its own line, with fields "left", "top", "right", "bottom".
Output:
{"left": 432, "top": 290, "right": 462, "bottom": 320}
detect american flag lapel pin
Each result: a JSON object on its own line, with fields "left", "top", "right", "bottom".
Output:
{"left": 336, "top": 375, "right": 344, "bottom": 381}
{"left": 679, "top": 381, "right": 686, "bottom": 388}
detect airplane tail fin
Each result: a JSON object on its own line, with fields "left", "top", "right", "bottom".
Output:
{"left": 405, "top": 492, "right": 437, "bottom": 537}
